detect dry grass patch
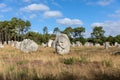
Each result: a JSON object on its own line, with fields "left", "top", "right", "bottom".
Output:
{"left": 0, "top": 45, "right": 120, "bottom": 80}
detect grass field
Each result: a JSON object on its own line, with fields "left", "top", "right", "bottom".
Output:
{"left": 0, "top": 45, "right": 120, "bottom": 80}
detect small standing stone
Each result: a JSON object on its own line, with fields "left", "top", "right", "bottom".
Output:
{"left": 104, "top": 42, "right": 110, "bottom": 49}
{"left": 76, "top": 41, "right": 82, "bottom": 47}
{"left": 47, "top": 39, "right": 53, "bottom": 47}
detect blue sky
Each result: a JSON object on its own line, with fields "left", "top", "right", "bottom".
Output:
{"left": 0, "top": 0, "right": 120, "bottom": 37}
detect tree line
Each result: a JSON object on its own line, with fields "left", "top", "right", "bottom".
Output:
{"left": 0, "top": 17, "right": 120, "bottom": 45}
{"left": 0, "top": 17, "right": 31, "bottom": 44}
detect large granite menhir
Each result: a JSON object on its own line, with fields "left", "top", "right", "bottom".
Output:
{"left": 20, "top": 39, "right": 38, "bottom": 53}
{"left": 55, "top": 33, "right": 71, "bottom": 54}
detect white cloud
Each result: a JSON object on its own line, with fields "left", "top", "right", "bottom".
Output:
{"left": 44, "top": 11, "right": 62, "bottom": 18}
{"left": 52, "top": 2, "right": 61, "bottom": 8}
{"left": 97, "top": 0, "right": 114, "bottom": 6}
{"left": 109, "top": 9, "right": 120, "bottom": 18}
{"left": 91, "top": 20, "right": 120, "bottom": 36}
{"left": 0, "top": 3, "right": 12, "bottom": 12}
{"left": 86, "top": 0, "right": 115, "bottom": 6}
{"left": 91, "top": 22, "right": 104, "bottom": 27}
{"left": 48, "top": 31, "right": 53, "bottom": 34}
{"left": 20, "top": 4, "right": 49, "bottom": 12}
{"left": 57, "top": 18, "right": 83, "bottom": 26}
{"left": 0, "top": 7, "right": 12, "bottom": 12}
{"left": 0, "top": 3, "right": 6, "bottom": 8}
{"left": 29, "top": 14, "right": 36, "bottom": 19}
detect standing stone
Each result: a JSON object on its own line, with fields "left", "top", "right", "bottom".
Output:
{"left": 95, "top": 43, "right": 100, "bottom": 47}
{"left": 55, "top": 33, "right": 71, "bottom": 54}
{"left": 104, "top": 42, "right": 110, "bottom": 49}
{"left": 114, "top": 42, "right": 118, "bottom": 46}
{"left": 9, "top": 40, "right": 15, "bottom": 47}
{"left": 4, "top": 41, "right": 7, "bottom": 45}
{"left": 20, "top": 39, "right": 38, "bottom": 53}
{"left": 47, "top": 39, "right": 53, "bottom": 47}
{"left": 114, "top": 42, "right": 118, "bottom": 47}
{"left": 71, "top": 42, "right": 75, "bottom": 47}
{"left": 117, "top": 44, "right": 120, "bottom": 48}
{"left": 0, "top": 43, "right": 4, "bottom": 48}
{"left": 76, "top": 41, "right": 82, "bottom": 47}
{"left": 89, "top": 42, "right": 94, "bottom": 47}
{"left": 16, "top": 42, "right": 21, "bottom": 49}
{"left": 84, "top": 42, "right": 90, "bottom": 47}
{"left": 114, "top": 42, "right": 120, "bottom": 48}
{"left": 51, "top": 40, "right": 56, "bottom": 48}
{"left": 8, "top": 41, "right": 11, "bottom": 45}
{"left": 42, "top": 43, "right": 47, "bottom": 47}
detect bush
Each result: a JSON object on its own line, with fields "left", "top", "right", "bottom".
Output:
{"left": 102, "top": 60, "right": 113, "bottom": 67}
{"left": 79, "top": 55, "right": 88, "bottom": 64}
{"left": 63, "top": 57, "right": 74, "bottom": 65}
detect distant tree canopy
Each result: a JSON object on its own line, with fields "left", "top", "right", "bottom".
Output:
{"left": 0, "top": 17, "right": 31, "bottom": 43}
{"left": 43, "top": 26, "right": 48, "bottom": 34}
{"left": 90, "top": 26, "right": 105, "bottom": 44}
{"left": 62, "top": 26, "right": 86, "bottom": 44}
{"left": 91, "top": 26, "right": 105, "bottom": 39}
{"left": 0, "top": 17, "right": 120, "bottom": 45}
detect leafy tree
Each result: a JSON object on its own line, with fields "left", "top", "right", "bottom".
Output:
{"left": 62, "top": 27, "right": 73, "bottom": 37}
{"left": 25, "top": 31, "right": 42, "bottom": 44}
{"left": 0, "top": 21, "right": 3, "bottom": 42}
{"left": 1, "top": 20, "right": 10, "bottom": 43}
{"left": 25, "top": 20, "right": 31, "bottom": 33}
{"left": 62, "top": 27, "right": 74, "bottom": 42}
{"left": 91, "top": 26, "right": 105, "bottom": 38}
{"left": 73, "top": 27, "right": 85, "bottom": 38}
{"left": 106, "top": 36, "right": 115, "bottom": 45}
{"left": 62, "top": 26, "right": 85, "bottom": 43}
{"left": 91, "top": 26, "right": 105, "bottom": 44}
{"left": 43, "top": 26, "right": 48, "bottom": 34}
{"left": 53, "top": 27, "right": 60, "bottom": 35}
{"left": 114, "top": 35, "right": 120, "bottom": 43}
{"left": 0, "top": 17, "right": 31, "bottom": 43}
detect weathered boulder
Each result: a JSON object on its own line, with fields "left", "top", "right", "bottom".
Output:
{"left": 76, "top": 41, "right": 82, "bottom": 47}
{"left": 111, "top": 51, "right": 120, "bottom": 55}
{"left": 114, "top": 42, "right": 118, "bottom": 47}
{"left": 47, "top": 39, "right": 53, "bottom": 47}
{"left": 84, "top": 42, "right": 90, "bottom": 47}
{"left": 104, "top": 42, "right": 110, "bottom": 49}
{"left": 41, "top": 43, "right": 47, "bottom": 47}
{"left": 20, "top": 39, "right": 38, "bottom": 53}
{"left": 9, "top": 40, "right": 15, "bottom": 47}
{"left": 114, "top": 42, "right": 120, "bottom": 48}
{"left": 95, "top": 43, "right": 100, "bottom": 47}
{"left": 71, "top": 42, "right": 75, "bottom": 47}
{"left": 51, "top": 40, "right": 56, "bottom": 48}
{"left": 117, "top": 44, "right": 120, "bottom": 48}
{"left": 4, "top": 41, "right": 7, "bottom": 45}
{"left": 0, "top": 43, "right": 4, "bottom": 48}
{"left": 55, "top": 34, "right": 71, "bottom": 54}
{"left": 16, "top": 42, "right": 21, "bottom": 49}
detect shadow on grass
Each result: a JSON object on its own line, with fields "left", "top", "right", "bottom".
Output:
{"left": 92, "top": 69, "right": 120, "bottom": 80}
{"left": 0, "top": 72, "right": 86, "bottom": 80}
{"left": 0, "top": 70, "right": 120, "bottom": 80}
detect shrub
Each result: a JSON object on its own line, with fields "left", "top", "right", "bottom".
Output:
{"left": 102, "top": 60, "right": 113, "bottom": 67}
{"left": 63, "top": 57, "right": 74, "bottom": 65}
{"left": 79, "top": 55, "right": 88, "bottom": 64}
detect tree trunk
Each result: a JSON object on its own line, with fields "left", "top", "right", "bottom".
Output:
{"left": 5, "top": 31, "right": 7, "bottom": 44}
{"left": 0, "top": 32, "right": 2, "bottom": 43}
{"left": 1, "top": 31, "right": 4, "bottom": 44}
